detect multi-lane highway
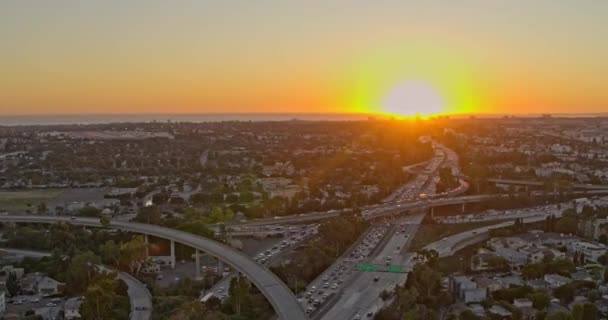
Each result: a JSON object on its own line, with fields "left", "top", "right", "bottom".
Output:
{"left": 0, "top": 215, "right": 307, "bottom": 320}
{"left": 319, "top": 214, "right": 422, "bottom": 320}
{"left": 205, "top": 224, "right": 319, "bottom": 301}
{"left": 313, "top": 142, "right": 454, "bottom": 319}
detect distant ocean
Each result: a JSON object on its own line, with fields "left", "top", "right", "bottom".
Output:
{"left": 0, "top": 113, "right": 374, "bottom": 126}
{"left": 0, "top": 112, "right": 606, "bottom": 126}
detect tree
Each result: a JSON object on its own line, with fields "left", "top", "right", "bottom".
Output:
{"left": 177, "top": 220, "right": 215, "bottom": 239}
{"left": 80, "top": 275, "right": 119, "bottom": 320}
{"left": 169, "top": 299, "right": 206, "bottom": 320}
{"left": 228, "top": 275, "right": 251, "bottom": 315}
{"left": 66, "top": 251, "right": 101, "bottom": 294}
{"left": 78, "top": 206, "right": 101, "bottom": 217}
{"left": 527, "top": 291, "right": 550, "bottom": 310}
{"left": 136, "top": 206, "right": 162, "bottom": 225}
{"left": 37, "top": 202, "right": 47, "bottom": 214}
{"left": 571, "top": 303, "right": 599, "bottom": 320}
{"left": 119, "top": 235, "right": 147, "bottom": 275}
{"left": 100, "top": 240, "right": 121, "bottom": 268}
{"left": 555, "top": 215, "right": 578, "bottom": 235}
{"left": 100, "top": 216, "right": 111, "bottom": 229}
{"left": 546, "top": 311, "right": 574, "bottom": 320}
{"left": 414, "top": 249, "right": 439, "bottom": 266}
{"left": 6, "top": 272, "right": 20, "bottom": 296}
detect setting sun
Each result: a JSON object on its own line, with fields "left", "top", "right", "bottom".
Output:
{"left": 344, "top": 41, "right": 482, "bottom": 118}
{"left": 382, "top": 81, "right": 444, "bottom": 117}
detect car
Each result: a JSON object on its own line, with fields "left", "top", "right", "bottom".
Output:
{"left": 373, "top": 276, "right": 379, "bottom": 282}
{"left": 135, "top": 306, "right": 149, "bottom": 311}
{"left": 46, "top": 302, "right": 57, "bottom": 307}
{"left": 367, "top": 312, "right": 374, "bottom": 317}
{"left": 306, "top": 307, "right": 313, "bottom": 314}
{"left": 354, "top": 314, "right": 361, "bottom": 320}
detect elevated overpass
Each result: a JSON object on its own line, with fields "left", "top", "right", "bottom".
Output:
{"left": 487, "top": 178, "right": 608, "bottom": 190}
{"left": 0, "top": 215, "right": 307, "bottom": 320}
{"left": 236, "top": 190, "right": 608, "bottom": 226}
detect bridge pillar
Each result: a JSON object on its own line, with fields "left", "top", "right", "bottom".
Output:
{"left": 195, "top": 249, "right": 201, "bottom": 280}
{"left": 218, "top": 259, "right": 223, "bottom": 276}
{"left": 144, "top": 234, "right": 149, "bottom": 257}
{"left": 461, "top": 202, "right": 465, "bottom": 214}
{"left": 430, "top": 207, "right": 434, "bottom": 218}
{"left": 170, "top": 240, "right": 176, "bottom": 269}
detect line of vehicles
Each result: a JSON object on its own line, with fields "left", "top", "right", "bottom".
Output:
{"left": 300, "top": 225, "right": 389, "bottom": 315}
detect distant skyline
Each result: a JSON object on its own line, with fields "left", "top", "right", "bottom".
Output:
{"left": 2, "top": 1, "right": 607, "bottom": 116}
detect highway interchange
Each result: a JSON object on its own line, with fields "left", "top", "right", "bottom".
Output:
{"left": 4, "top": 140, "right": 608, "bottom": 319}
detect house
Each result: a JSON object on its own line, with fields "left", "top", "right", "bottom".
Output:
{"left": 547, "top": 303, "right": 568, "bottom": 314}
{"left": 568, "top": 241, "right": 608, "bottom": 263}
{"left": 527, "top": 279, "right": 550, "bottom": 291}
{"left": 570, "top": 270, "right": 593, "bottom": 281}
{"left": 473, "top": 276, "right": 503, "bottom": 292}
{"left": 544, "top": 274, "right": 571, "bottom": 288}
{"left": 21, "top": 273, "right": 64, "bottom": 296}
{"left": 496, "top": 274, "right": 524, "bottom": 288}
{"left": 37, "top": 277, "right": 64, "bottom": 296}
{"left": 463, "top": 288, "right": 487, "bottom": 303}
{"left": 513, "top": 298, "right": 533, "bottom": 308}
{"left": 470, "top": 252, "right": 501, "bottom": 271}
{"left": 34, "top": 305, "right": 62, "bottom": 320}
{"left": 64, "top": 298, "right": 82, "bottom": 319}
{"left": 449, "top": 276, "right": 487, "bottom": 303}
{"left": 488, "top": 305, "right": 512, "bottom": 319}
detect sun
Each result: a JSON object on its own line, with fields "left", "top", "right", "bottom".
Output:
{"left": 342, "top": 40, "right": 481, "bottom": 118}
{"left": 382, "top": 81, "right": 443, "bottom": 117}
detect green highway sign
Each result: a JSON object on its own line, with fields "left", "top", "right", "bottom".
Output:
{"left": 387, "top": 265, "right": 404, "bottom": 273}
{"left": 357, "top": 263, "right": 377, "bottom": 271}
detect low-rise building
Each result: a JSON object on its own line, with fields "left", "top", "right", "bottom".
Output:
{"left": 21, "top": 273, "right": 64, "bottom": 296}
{"left": 568, "top": 241, "right": 607, "bottom": 263}
{"left": 544, "top": 274, "right": 571, "bottom": 288}
{"left": 449, "top": 276, "right": 488, "bottom": 303}
{"left": 64, "top": 298, "right": 82, "bottom": 319}
{"left": 513, "top": 298, "right": 533, "bottom": 308}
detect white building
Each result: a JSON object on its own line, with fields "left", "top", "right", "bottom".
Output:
{"left": 568, "top": 241, "right": 608, "bottom": 263}
{"left": 544, "top": 274, "right": 570, "bottom": 288}
{"left": 64, "top": 298, "right": 82, "bottom": 320}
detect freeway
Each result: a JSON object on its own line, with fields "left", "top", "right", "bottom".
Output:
{"left": 235, "top": 189, "right": 608, "bottom": 226}
{"left": 319, "top": 214, "right": 422, "bottom": 320}
{"left": 487, "top": 178, "right": 608, "bottom": 190}
{"left": 0, "top": 215, "right": 307, "bottom": 320}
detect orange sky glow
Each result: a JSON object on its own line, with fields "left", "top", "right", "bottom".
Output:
{"left": 1, "top": 1, "right": 607, "bottom": 116}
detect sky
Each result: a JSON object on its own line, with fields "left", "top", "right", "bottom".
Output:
{"left": 1, "top": 0, "right": 607, "bottom": 116}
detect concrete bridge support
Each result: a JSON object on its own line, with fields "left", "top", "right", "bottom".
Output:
{"left": 170, "top": 239, "right": 176, "bottom": 269}
{"left": 195, "top": 249, "right": 201, "bottom": 280}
